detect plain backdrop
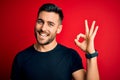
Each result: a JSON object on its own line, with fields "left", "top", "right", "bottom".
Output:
{"left": 0, "top": 0, "right": 120, "bottom": 80}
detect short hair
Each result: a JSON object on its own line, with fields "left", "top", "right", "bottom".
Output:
{"left": 37, "top": 3, "right": 64, "bottom": 22}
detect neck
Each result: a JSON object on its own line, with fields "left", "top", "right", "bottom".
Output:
{"left": 34, "top": 40, "right": 57, "bottom": 52}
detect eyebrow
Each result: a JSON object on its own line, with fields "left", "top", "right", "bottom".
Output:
{"left": 47, "top": 21, "right": 55, "bottom": 25}
{"left": 37, "top": 19, "right": 43, "bottom": 21}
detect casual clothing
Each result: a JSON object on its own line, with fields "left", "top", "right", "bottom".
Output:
{"left": 11, "top": 44, "right": 84, "bottom": 80}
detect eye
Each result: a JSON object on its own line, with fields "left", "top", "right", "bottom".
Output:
{"left": 49, "top": 23, "right": 53, "bottom": 26}
{"left": 48, "top": 22, "right": 54, "bottom": 27}
{"left": 37, "top": 19, "right": 44, "bottom": 24}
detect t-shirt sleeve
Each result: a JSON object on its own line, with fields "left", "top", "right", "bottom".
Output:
{"left": 71, "top": 49, "right": 84, "bottom": 73}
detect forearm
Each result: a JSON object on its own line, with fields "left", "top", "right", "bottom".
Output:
{"left": 86, "top": 57, "right": 99, "bottom": 80}
{"left": 74, "top": 20, "right": 99, "bottom": 80}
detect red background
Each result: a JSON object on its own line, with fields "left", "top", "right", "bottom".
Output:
{"left": 0, "top": 0, "right": 120, "bottom": 80}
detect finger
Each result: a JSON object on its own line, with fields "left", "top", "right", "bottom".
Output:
{"left": 89, "top": 20, "right": 96, "bottom": 36}
{"left": 85, "top": 20, "right": 89, "bottom": 35}
{"left": 76, "top": 33, "right": 86, "bottom": 40}
{"left": 74, "top": 39, "right": 81, "bottom": 47}
{"left": 92, "top": 26, "right": 99, "bottom": 38}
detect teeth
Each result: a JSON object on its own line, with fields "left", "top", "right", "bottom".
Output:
{"left": 40, "top": 33, "right": 47, "bottom": 37}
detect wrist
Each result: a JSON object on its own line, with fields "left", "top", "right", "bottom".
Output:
{"left": 87, "top": 50, "right": 95, "bottom": 54}
{"left": 85, "top": 50, "right": 98, "bottom": 59}
{"left": 87, "top": 46, "right": 95, "bottom": 53}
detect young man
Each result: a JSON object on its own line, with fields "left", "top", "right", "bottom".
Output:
{"left": 11, "top": 3, "right": 99, "bottom": 80}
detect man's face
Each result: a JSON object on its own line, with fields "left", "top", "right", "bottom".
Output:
{"left": 34, "top": 11, "right": 62, "bottom": 45}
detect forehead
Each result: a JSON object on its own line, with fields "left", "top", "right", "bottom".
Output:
{"left": 38, "top": 11, "right": 59, "bottom": 23}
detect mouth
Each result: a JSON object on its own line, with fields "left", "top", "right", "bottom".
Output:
{"left": 40, "top": 33, "right": 48, "bottom": 37}
{"left": 37, "top": 31, "right": 49, "bottom": 38}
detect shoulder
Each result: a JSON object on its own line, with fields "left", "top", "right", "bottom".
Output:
{"left": 17, "top": 45, "right": 34, "bottom": 56}
{"left": 58, "top": 43, "right": 80, "bottom": 56}
{"left": 14, "top": 45, "right": 34, "bottom": 62}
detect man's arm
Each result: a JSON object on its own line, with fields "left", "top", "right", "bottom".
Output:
{"left": 73, "top": 20, "right": 99, "bottom": 80}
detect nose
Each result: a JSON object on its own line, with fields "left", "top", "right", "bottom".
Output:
{"left": 41, "top": 23, "right": 47, "bottom": 31}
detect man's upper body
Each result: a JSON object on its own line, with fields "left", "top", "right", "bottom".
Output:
{"left": 11, "top": 44, "right": 84, "bottom": 80}
{"left": 11, "top": 3, "right": 99, "bottom": 80}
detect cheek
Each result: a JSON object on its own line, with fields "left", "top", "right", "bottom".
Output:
{"left": 35, "top": 23, "right": 42, "bottom": 30}
{"left": 51, "top": 28, "right": 59, "bottom": 35}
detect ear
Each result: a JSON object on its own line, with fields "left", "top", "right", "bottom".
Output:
{"left": 57, "top": 25, "right": 63, "bottom": 34}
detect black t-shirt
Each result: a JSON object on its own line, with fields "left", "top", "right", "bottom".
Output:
{"left": 11, "top": 44, "right": 84, "bottom": 80}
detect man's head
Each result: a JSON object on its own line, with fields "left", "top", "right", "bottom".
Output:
{"left": 37, "top": 3, "right": 64, "bottom": 24}
{"left": 34, "top": 3, "right": 63, "bottom": 45}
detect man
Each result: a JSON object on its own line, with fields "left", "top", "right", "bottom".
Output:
{"left": 11, "top": 3, "right": 99, "bottom": 80}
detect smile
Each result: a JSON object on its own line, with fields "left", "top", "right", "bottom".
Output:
{"left": 40, "top": 33, "right": 48, "bottom": 37}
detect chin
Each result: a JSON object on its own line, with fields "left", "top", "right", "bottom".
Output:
{"left": 37, "top": 41, "right": 50, "bottom": 45}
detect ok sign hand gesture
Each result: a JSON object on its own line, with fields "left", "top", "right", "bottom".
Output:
{"left": 74, "top": 20, "right": 98, "bottom": 54}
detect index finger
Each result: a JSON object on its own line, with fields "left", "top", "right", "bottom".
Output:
{"left": 85, "top": 20, "right": 89, "bottom": 35}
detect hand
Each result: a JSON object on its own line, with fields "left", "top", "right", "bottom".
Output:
{"left": 74, "top": 20, "right": 98, "bottom": 54}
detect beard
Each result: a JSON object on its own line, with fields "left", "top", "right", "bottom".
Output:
{"left": 34, "top": 28, "right": 57, "bottom": 45}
